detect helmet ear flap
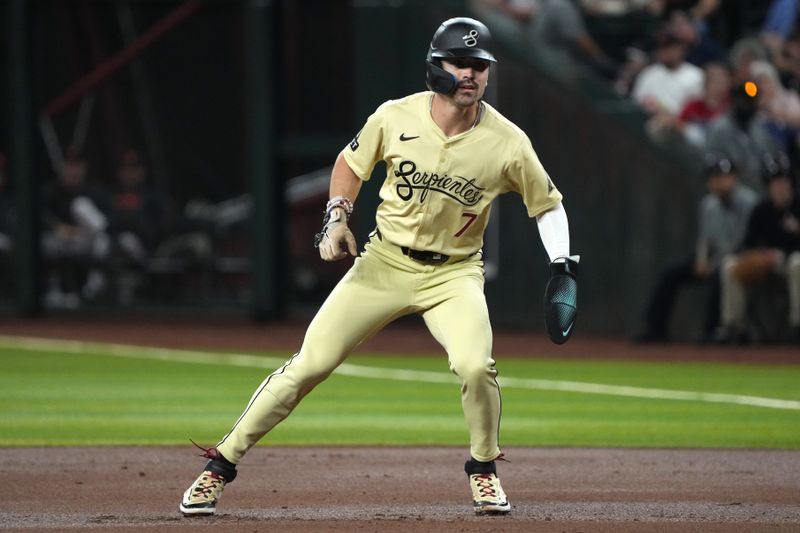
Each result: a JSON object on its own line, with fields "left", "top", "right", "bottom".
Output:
{"left": 425, "top": 57, "right": 457, "bottom": 94}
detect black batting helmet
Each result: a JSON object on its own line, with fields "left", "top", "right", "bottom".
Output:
{"left": 426, "top": 17, "right": 496, "bottom": 95}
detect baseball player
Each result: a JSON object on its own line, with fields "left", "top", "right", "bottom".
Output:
{"left": 180, "top": 16, "right": 579, "bottom": 517}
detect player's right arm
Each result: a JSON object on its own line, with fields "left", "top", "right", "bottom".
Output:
{"left": 330, "top": 150, "right": 363, "bottom": 203}
{"left": 316, "top": 151, "right": 362, "bottom": 262}
{"left": 316, "top": 101, "right": 388, "bottom": 261}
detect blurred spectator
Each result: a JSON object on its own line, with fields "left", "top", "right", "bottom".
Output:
{"left": 108, "top": 149, "right": 166, "bottom": 264}
{"left": 678, "top": 61, "right": 732, "bottom": 145}
{"left": 705, "top": 81, "right": 779, "bottom": 191}
{"left": 530, "top": 0, "right": 617, "bottom": 76}
{"left": 468, "top": 0, "right": 538, "bottom": 44}
{"left": 729, "top": 37, "right": 770, "bottom": 84}
{"left": 646, "top": 60, "right": 730, "bottom": 145}
{"left": 481, "top": 0, "right": 538, "bottom": 23}
{"left": 635, "top": 153, "right": 758, "bottom": 343}
{"left": 580, "top": 0, "right": 661, "bottom": 16}
{"left": 748, "top": 60, "right": 800, "bottom": 151}
{"left": 471, "top": 0, "right": 618, "bottom": 76}
{"left": 667, "top": 10, "right": 725, "bottom": 67}
{"left": 107, "top": 149, "right": 169, "bottom": 304}
{"left": 151, "top": 199, "right": 215, "bottom": 266}
{"left": 41, "top": 151, "right": 110, "bottom": 308}
{"left": 717, "top": 151, "right": 800, "bottom": 344}
{"left": 632, "top": 30, "right": 704, "bottom": 117}
{"left": 579, "top": 0, "right": 662, "bottom": 62}
{"left": 613, "top": 45, "right": 651, "bottom": 96}
{"left": 760, "top": 0, "right": 798, "bottom": 67}
{"left": 778, "top": 30, "right": 800, "bottom": 92}
{"left": 661, "top": 0, "right": 720, "bottom": 20}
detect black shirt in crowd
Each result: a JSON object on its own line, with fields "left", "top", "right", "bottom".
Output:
{"left": 742, "top": 195, "right": 800, "bottom": 253}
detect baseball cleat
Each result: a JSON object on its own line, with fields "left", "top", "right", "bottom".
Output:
{"left": 180, "top": 470, "right": 227, "bottom": 516}
{"left": 468, "top": 472, "right": 511, "bottom": 515}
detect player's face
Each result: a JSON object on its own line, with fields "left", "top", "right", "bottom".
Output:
{"left": 441, "top": 57, "right": 490, "bottom": 107}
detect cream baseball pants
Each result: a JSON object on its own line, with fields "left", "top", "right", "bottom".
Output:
{"left": 216, "top": 234, "right": 502, "bottom": 464}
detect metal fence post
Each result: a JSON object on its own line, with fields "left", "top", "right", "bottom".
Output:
{"left": 245, "top": 0, "right": 282, "bottom": 320}
{"left": 8, "top": 0, "right": 41, "bottom": 316}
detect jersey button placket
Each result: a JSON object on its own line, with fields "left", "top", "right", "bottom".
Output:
{"left": 414, "top": 144, "right": 444, "bottom": 252}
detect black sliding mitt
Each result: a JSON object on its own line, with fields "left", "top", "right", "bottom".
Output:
{"left": 544, "top": 255, "right": 579, "bottom": 345}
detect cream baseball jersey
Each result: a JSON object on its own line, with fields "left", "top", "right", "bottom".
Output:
{"left": 343, "top": 91, "right": 563, "bottom": 256}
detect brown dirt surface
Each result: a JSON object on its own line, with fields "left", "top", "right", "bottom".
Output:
{"left": 3, "top": 446, "right": 800, "bottom": 532}
{"left": 1, "top": 315, "right": 799, "bottom": 531}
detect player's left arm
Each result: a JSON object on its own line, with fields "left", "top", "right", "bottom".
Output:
{"left": 507, "top": 137, "right": 579, "bottom": 344}
{"left": 536, "top": 203, "right": 579, "bottom": 344}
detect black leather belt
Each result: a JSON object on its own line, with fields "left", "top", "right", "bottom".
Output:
{"left": 400, "top": 246, "right": 450, "bottom": 265}
{"left": 374, "top": 228, "right": 452, "bottom": 265}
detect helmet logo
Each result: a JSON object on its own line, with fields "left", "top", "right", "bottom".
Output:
{"left": 462, "top": 29, "right": 479, "bottom": 47}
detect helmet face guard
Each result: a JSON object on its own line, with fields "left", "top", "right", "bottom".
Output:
{"left": 425, "top": 17, "right": 496, "bottom": 95}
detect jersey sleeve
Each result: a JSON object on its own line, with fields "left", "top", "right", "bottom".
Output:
{"left": 506, "top": 136, "right": 563, "bottom": 218}
{"left": 342, "top": 104, "right": 387, "bottom": 181}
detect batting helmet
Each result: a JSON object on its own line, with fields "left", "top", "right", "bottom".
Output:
{"left": 426, "top": 17, "right": 496, "bottom": 95}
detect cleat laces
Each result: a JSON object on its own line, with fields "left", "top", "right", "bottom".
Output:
{"left": 473, "top": 474, "right": 499, "bottom": 499}
{"left": 190, "top": 439, "right": 223, "bottom": 460}
{"left": 190, "top": 472, "right": 225, "bottom": 502}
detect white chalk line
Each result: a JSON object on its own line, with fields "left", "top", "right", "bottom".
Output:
{"left": 1, "top": 335, "right": 799, "bottom": 411}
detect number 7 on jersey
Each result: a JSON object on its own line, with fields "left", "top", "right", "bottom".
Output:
{"left": 455, "top": 212, "right": 478, "bottom": 237}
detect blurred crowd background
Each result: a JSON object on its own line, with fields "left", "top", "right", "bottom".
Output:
{"left": 1, "top": 0, "right": 799, "bottom": 345}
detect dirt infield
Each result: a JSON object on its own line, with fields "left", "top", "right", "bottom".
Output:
{"left": 3, "top": 446, "right": 800, "bottom": 532}
{"left": 1, "top": 316, "right": 799, "bottom": 531}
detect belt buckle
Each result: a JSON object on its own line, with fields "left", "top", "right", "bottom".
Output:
{"left": 427, "top": 252, "right": 446, "bottom": 264}
{"left": 408, "top": 249, "right": 448, "bottom": 265}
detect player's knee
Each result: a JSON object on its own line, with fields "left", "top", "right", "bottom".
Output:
{"left": 451, "top": 358, "right": 496, "bottom": 384}
{"left": 288, "top": 348, "right": 341, "bottom": 383}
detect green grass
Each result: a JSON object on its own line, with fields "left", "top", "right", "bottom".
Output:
{"left": 0, "top": 343, "right": 799, "bottom": 448}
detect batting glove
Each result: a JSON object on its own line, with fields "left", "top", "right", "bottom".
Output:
{"left": 314, "top": 207, "right": 357, "bottom": 261}
{"left": 543, "top": 255, "right": 579, "bottom": 344}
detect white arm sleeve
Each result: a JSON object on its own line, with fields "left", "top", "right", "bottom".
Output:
{"left": 536, "top": 202, "right": 570, "bottom": 262}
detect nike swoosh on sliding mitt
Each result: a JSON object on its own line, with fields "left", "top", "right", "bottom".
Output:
{"left": 544, "top": 256, "right": 579, "bottom": 345}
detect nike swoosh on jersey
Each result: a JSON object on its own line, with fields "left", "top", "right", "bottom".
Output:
{"left": 399, "top": 133, "right": 420, "bottom": 141}
{"left": 562, "top": 322, "right": 574, "bottom": 337}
